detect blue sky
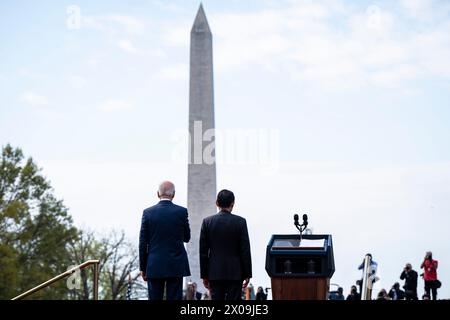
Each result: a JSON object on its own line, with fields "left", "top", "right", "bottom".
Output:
{"left": 1, "top": 0, "right": 450, "bottom": 298}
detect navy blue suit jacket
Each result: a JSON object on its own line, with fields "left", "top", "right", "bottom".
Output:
{"left": 139, "top": 200, "right": 191, "bottom": 278}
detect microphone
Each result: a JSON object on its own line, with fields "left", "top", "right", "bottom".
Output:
{"left": 302, "top": 214, "right": 308, "bottom": 227}
{"left": 294, "top": 214, "right": 299, "bottom": 226}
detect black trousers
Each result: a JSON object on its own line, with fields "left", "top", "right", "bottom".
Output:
{"left": 404, "top": 289, "right": 418, "bottom": 300}
{"left": 209, "top": 280, "right": 242, "bottom": 300}
{"left": 424, "top": 280, "right": 437, "bottom": 300}
{"left": 148, "top": 277, "right": 183, "bottom": 300}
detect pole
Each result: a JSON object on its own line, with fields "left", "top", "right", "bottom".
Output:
{"left": 361, "top": 255, "right": 372, "bottom": 300}
{"left": 93, "top": 262, "right": 99, "bottom": 300}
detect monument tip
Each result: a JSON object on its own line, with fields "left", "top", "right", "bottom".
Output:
{"left": 191, "top": 3, "right": 211, "bottom": 34}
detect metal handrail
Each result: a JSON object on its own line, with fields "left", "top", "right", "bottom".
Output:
{"left": 11, "top": 259, "right": 100, "bottom": 300}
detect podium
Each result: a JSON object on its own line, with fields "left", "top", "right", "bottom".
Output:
{"left": 265, "top": 234, "right": 335, "bottom": 300}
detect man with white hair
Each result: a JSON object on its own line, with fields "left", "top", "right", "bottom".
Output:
{"left": 139, "top": 181, "right": 191, "bottom": 300}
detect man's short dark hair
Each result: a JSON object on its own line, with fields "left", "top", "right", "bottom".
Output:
{"left": 217, "top": 189, "right": 235, "bottom": 208}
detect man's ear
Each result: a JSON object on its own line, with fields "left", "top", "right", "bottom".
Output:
{"left": 216, "top": 201, "right": 219, "bottom": 207}
{"left": 157, "top": 191, "right": 160, "bottom": 198}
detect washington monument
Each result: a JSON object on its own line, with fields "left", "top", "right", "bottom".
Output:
{"left": 187, "top": 4, "right": 217, "bottom": 287}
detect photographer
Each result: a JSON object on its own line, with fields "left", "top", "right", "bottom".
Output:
{"left": 388, "top": 282, "right": 405, "bottom": 300}
{"left": 346, "top": 285, "right": 361, "bottom": 301}
{"left": 400, "top": 263, "right": 418, "bottom": 300}
{"left": 420, "top": 251, "right": 439, "bottom": 300}
{"left": 255, "top": 286, "right": 267, "bottom": 301}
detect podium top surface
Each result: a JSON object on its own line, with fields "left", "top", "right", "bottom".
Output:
{"left": 272, "top": 238, "right": 325, "bottom": 250}
{"left": 267, "top": 234, "right": 333, "bottom": 254}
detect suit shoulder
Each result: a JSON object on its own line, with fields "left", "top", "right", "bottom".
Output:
{"left": 202, "top": 214, "right": 218, "bottom": 224}
{"left": 232, "top": 214, "right": 247, "bottom": 224}
{"left": 171, "top": 203, "right": 188, "bottom": 215}
{"left": 172, "top": 203, "right": 187, "bottom": 211}
{"left": 143, "top": 205, "right": 158, "bottom": 214}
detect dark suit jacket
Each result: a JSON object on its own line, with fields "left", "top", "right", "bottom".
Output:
{"left": 139, "top": 200, "right": 191, "bottom": 278}
{"left": 400, "top": 270, "right": 418, "bottom": 291}
{"left": 199, "top": 210, "right": 252, "bottom": 281}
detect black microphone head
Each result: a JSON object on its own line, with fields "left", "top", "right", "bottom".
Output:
{"left": 302, "top": 214, "right": 308, "bottom": 225}
{"left": 294, "top": 214, "right": 299, "bottom": 224}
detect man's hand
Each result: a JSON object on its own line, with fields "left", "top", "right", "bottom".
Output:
{"left": 242, "top": 278, "right": 250, "bottom": 289}
{"left": 203, "top": 279, "right": 210, "bottom": 289}
{"left": 141, "top": 271, "right": 147, "bottom": 282}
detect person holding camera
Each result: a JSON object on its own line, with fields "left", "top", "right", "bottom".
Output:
{"left": 400, "top": 263, "right": 418, "bottom": 300}
{"left": 388, "top": 282, "right": 405, "bottom": 300}
{"left": 346, "top": 285, "right": 361, "bottom": 301}
{"left": 420, "top": 251, "right": 439, "bottom": 300}
{"left": 255, "top": 286, "right": 267, "bottom": 301}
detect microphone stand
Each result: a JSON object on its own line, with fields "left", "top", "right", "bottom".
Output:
{"left": 294, "top": 216, "right": 308, "bottom": 246}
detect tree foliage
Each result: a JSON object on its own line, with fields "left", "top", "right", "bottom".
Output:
{"left": 0, "top": 144, "right": 144, "bottom": 300}
{"left": 0, "top": 144, "right": 78, "bottom": 299}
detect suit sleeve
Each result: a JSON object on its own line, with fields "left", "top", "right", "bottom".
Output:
{"left": 199, "top": 219, "right": 209, "bottom": 279}
{"left": 183, "top": 208, "right": 191, "bottom": 243}
{"left": 139, "top": 212, "right": 149, "bottom": 272}
{"left": 240, "top": 219, "right": 252, "bottom": 279}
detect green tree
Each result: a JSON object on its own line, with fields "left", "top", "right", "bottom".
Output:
{"left": 0, "top": 144, "right": 78, "bottom": 299}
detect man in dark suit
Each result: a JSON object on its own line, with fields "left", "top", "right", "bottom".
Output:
{"left": 139, "top": 181, "right": 191, "bottom": 300}
{"left": 199, "top": 189, "right": 252, "bottom": 300}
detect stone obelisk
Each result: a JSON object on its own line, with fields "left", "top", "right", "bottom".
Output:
{"left": 187, "top": 4, "right": 217, "bottom": 287}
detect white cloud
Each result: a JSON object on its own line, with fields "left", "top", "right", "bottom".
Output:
{"left": 411, "top": 26, "right": 450, "bottom": 78}
{"left": 18, "top": 68, "right": 46, "bottom": 80}
{"left": 116, "top": 39, "right": 142, "bottom": 54}
{"left": 98, "top": 99, "right": 133, "bottom": 112}
{"left": 163, "top": 24, "right": 189, "bottom": 47}
{"left": 370, "top": 65, "right": 419, "bottom": 88}
{"left": 67, "top": 75, "right": 86, "bottom": 89}
{"left": 19, "top": 91, "right": 49, "bottom": 108}
{"left": 152, "top": 0, "right": 182, "bottom": 12}
{"left": 82, "top": 16, "right": 105, "bottom": 32}
{"left": 349, "top": 5, "right": 395, "bottom": 38}
{"left": 106, "top": 15, "right": 145, "bottom": 34}
{"left": 160, "top": 63, "right": 188, "bottom": 80}
{"left": 400, "top": 0, "right": 434, "bottom": 21}
{"left": 81, "top": 15, "right": 167, "bottom": 57}
{"left": 160, "top": 1, "right": 450, "bottom": 91}
{"left": 83, "top": 15, "right": 145, "bottom": 35}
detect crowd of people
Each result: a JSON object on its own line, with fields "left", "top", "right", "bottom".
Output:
{"left": 183, "top": 252, "right": 443, "bottom": 301}
{"left": 330, "top": 251, "right": 442, "bottom": 300}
